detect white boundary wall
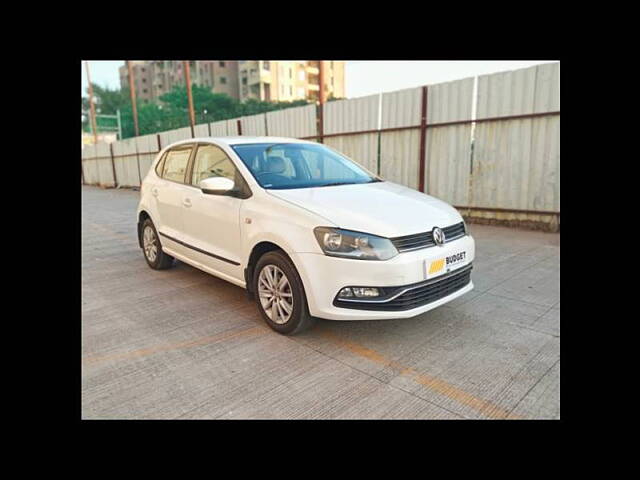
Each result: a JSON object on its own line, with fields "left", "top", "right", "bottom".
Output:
{"left": 136, "top": 134, "right": 160, "bottom": 181}
{"left": 112, "top": 137, "right": 139, "bottom": 187}
{"left": 266, "top": 104, "right": 316, "bottom": 138}
{"left": 425, "top": 77, "right": 475, "bottom": 205}
{"left": 471, "top": 63, "right": 560, "bottom": 220}
{"left": 380, "top": 87, "right": 422, "bottom": 188}
{"left": 323, "top": 94, "right": 380, "bottom": 173}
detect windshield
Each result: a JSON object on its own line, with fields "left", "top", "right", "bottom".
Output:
{"left": 231, "top": 143, "right": 380, "bottom": 190}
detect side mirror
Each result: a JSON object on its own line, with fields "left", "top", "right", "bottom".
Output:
{"left": 200, "top": 177, "right": 235, "bottom": 195}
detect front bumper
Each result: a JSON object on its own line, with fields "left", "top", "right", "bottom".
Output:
{"left": 291, "top": 234, "right": 475, "bottom": 320}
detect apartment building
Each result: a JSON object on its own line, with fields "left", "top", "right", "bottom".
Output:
{"left": 238, "top": 60, "right": 344, "bottom": 102}
{"left": 146, "top": 60, "right": 239, "bottom": 99}
{"left": 119, "top": 61, "right": 239, "bottom": 102}
{"left": 118, "top": 61, "right": 153, "bottom": 103}
{"left": 119, "top": 61, "right": 344, "bottom": 103}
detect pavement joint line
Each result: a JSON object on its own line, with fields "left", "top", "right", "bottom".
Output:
{"left": 82, "top": 325, "right": 274, "bottom": 411}
{"left": 208, "top": 346, "right": 345, "bottom": 420}
{"left": 480, "top": 247, "right": 559, "bottom": 294}
{"left": 501, "top": 321, "right": 559, "bottom": 339}
{"left": 482, "top": 336, "right": 557, "bottom": 415}
{"left": 480, "top": 291, "right": 561, "bottom": 311}
{"left": 315, "top": 328, "right": 522, "bottom": 420}
{"left": 174, "top": 330, "right": 325, "bottom": 420}
{"left": 530, "top": 302, "right": 560, "bottom": 328}
{"left": 81, "top": 280, "right": 226, "bottom": 317}
{"left": 440, "top": 300, "right": 558, "bottom": 338}
{"left": 82, "top": 304, "right": 256, "bottom": 358}
{"left": 442, "top": 292, "right": 560, "bottom": 338}
{"left": 83, "top": 356, "right": 178, "bottom": 403}
{"left": 507, "top": 358, "right": 560, "bottom": 418}
{"left": 82, "top": 325, "right": 265, "bottom": 366}
{"left": 288, "top": 333, "right": 465, "bottom": 419}
{"left": 82, "top": 284, "right": 250, "bottom": 320}
{"left": 86, "top": 222, "right": 138, "bottom": 245}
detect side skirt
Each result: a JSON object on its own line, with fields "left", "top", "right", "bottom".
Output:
{"left": 162, "top": 246, "right": 246, "bottom": 289}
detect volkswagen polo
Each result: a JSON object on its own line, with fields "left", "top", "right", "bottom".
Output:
{"left": 137, "top": 137, "right": 475, "bottom": 334}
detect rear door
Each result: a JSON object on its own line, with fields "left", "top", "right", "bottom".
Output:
{"left": 180, "top": 143, "right": 248, "bottom": 281}
{"left": 153, "top": 144, "right": 194, "bottom": 240}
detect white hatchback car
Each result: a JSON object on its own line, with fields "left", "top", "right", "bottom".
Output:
{"left": 137, "top": 137, "right": 474, "bottom": 334}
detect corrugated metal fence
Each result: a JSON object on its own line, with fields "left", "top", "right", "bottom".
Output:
{"left": 82, "top": 62, "right": 560, "bottom": 231}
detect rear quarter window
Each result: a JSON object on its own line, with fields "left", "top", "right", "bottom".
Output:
{"left": 154, "top": 152, "right": 167, "bottom": 177}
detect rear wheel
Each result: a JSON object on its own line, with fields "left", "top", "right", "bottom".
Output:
{"left": 141, "top": 218, "right": 174, "bottom": 270}
{"left": 254, "top": 250, "right": 316, "bottom": 335}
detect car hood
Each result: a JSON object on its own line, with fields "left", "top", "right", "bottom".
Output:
{"left": 267, "top": 181, "right": 463, "bottom": 238}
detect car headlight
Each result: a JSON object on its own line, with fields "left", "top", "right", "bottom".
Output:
{"left": 313, "top": 227, "right": 398, "bottom": 260}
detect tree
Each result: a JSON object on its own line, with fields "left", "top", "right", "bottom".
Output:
{"left": 159, "top": 85, "right": 239, "bottom": 122}
{"left": 82, "top": 82, "right": 314, "bottom": 139}
{"left": 239, "top": 98, "right": 309, "bottom": 116}
{"left": 81, "top": 83, "right": 131, "bottom": 133}
{"left": 159, "top": 84, "right": 311, "bottom": 126}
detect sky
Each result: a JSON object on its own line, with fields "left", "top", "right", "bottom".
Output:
{"left": 81, "top": 60, "right": 555, "bottom": 99}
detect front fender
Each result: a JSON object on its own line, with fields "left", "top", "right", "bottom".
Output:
{"left": 240, "top": 191, "right": 336, "bottom": 294}
{"left": 241, "top": 192, "right": 334, "bottom": 260}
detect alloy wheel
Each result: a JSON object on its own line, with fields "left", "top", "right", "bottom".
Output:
{"left": 143, "top": 226, "right": 158, "bottom": 262}
{"left": 258, "top": 265, "right": 294, "bottom": 324}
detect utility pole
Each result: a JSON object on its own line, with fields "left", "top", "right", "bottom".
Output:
{"left": 126, "top": 61, "right": 140, "bottom": 137}
{"left": 318, "top": 60, "right": 325, "bottom": 104}
{"left": 183, "top": 60, "right": 196, "bottom": 136}
{"left": 317, "top": 60, "right": 325, "bottom": 143}
{"left": 85, "top": 61, "right": 98, "bottom": 144}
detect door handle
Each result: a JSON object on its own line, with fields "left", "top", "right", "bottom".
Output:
{"left": 183, "top": 198, "right": 192, "bottom": 207}
{"left": 151, "top": 188, "right": 159, "bottom": 197}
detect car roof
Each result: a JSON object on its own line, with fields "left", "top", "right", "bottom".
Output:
{"left": 167, "top": 136, "right": 315, "bottom": 148}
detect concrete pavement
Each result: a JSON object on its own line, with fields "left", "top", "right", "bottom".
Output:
{"left": 82, "top": 186, "right": 560, "bottom": 419}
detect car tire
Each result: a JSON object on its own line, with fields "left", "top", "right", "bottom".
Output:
{"left": 141, "top": 218, "right": 174, "bottom": 270}
{"left": 254, "top": 250, "right": 316, "bottom": 335}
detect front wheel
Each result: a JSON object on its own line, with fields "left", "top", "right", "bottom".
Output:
{"left": 254, "top": 250, "right": 316, "bottom": 335}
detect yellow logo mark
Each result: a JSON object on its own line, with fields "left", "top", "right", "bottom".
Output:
{"left": 429, "top": 259, "right": 445, "bottom": 274}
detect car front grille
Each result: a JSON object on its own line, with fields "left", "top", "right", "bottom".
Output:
{"left": 333, "top": 264, "right": 472, "bottom": 312}
{"left": 391, "top": 222, "right": 466, "bottom": 252}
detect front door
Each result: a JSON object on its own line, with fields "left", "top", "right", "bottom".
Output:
{"left": 181, "top": 143, "right": 245, "bottom": 281}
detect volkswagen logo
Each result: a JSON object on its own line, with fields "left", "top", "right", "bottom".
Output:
{"left": 432, "top": 227, "right": 446, "bottom": 246}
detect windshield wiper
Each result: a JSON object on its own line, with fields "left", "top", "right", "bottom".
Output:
{"left": 319, "top": 179, "right": 380, "bottom": 187}
{"left": 318, "top": 182, "right": 357, "bottom": 187}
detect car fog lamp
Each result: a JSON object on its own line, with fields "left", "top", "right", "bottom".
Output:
{"left": 338, "top": 287, "right": 354, "bottom": 298}
{"left": 352, "top": 287, "right": 380, "bottom": 298}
